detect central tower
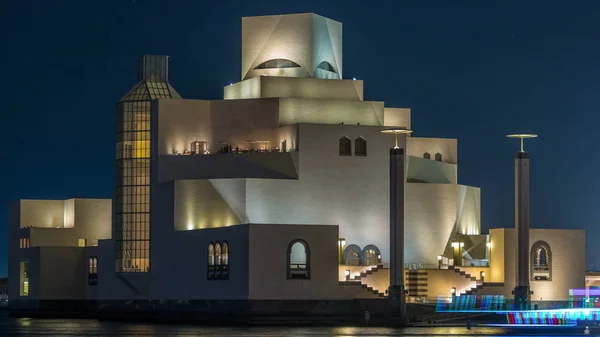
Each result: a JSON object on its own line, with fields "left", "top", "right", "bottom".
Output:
{"left": 114, "top": 55, "right": 180, "bottom": 273}
{"left": 241, "top": 13, "right": 342, "bottom": 80}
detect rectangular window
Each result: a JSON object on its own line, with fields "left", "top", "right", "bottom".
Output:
{"left": 20, "top": 261, "right": 29, "bottom": 296}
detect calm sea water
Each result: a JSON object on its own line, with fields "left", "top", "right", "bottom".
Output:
{"left": 0, "top": 313, "right": 593, "bottom": 336}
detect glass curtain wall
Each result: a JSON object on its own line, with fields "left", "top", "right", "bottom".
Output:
{"left": 115, "top": 55, "right": 180, "bottom": 273}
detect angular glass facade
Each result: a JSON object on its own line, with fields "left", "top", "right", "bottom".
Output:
{"left": 115, "top": 55, "right": 180, "bottom": 273}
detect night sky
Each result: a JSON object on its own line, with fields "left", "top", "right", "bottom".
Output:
{"left": 1, "top": 0, "right": 599, "bottom": 277}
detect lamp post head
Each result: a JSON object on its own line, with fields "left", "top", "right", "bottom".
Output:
{"left": 507, "top": 133, "right": 538, "bottom": 152}
{"left": 381, "top": 127, "right": 413, "bottom": 149}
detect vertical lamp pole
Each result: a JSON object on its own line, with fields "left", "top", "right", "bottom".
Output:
{"left": 507, "top": 133, "right": 537, "bottom": 310}
{"left": 381, "top": 127, "right": 412, "bottom": 325}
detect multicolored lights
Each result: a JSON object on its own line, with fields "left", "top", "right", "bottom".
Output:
{"left": 435, "top": 291, "right": 600, "bottom": 326}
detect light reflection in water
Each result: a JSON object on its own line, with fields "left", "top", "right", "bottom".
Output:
{"left": 0, "top": 314, "right": 594, "bottom": 337}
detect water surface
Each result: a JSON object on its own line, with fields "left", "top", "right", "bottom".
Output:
{"left": 0, "top": 313, "right": 592, "bottom": 336}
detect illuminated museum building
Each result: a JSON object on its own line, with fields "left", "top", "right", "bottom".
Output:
{"left": 8, "top": 13, "right": 585, "bottom": 307}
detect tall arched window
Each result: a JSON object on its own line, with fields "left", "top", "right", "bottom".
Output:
{"left": 208, "top": 242, "right": 215, "bottom": 279}
{"left": 361, "top": 245, "right": 382, "bottom": 266}
{"left": 339, "top": 137, "right": 351, "bottom": 156}
{"left": 343, "top": 244, "right": 362, "bottom": 266}
{"left": 435, "top": 153, "right": 442, "bottom": 161}
{"left": 288, "top": 239, "right": 310, "bottom": 279}
{"left": 215, "top": 242, "right": 223, "bottom": 279}
{"left": 355, "top": 137, "right": 367, "bottom": 156}
{"left": 221, "top": 241, "right": 229, "bottom": 279}
{"left": 530, "top": 241, "right": 552, "bottom": 281}
{"left": 88, "top": 256, "right": 98, "bottom": 285}
{"left": 423, "top": 152, "right": 431, "bottom": 160}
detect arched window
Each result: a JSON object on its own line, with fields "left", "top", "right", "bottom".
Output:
{"left": 423, "top": 152, "right": 431, "bottom": 160}
{"left": 215, "top": 242, "right": 222, "bottom": 266}
{"left": 208, "top": 243, "right": 215, "bottom": 266}
{"left": 255, "top": 59, "right": 300, "bottom": 69}
{"left": 435, "top": 153, "right": 442, "bottom": 161}
{"left": 316, "top": 61, "right": 336, "bottom": 73}
{"left": 207, "top": 242, "right": 215, "bottom": 279}
{"left": 215, "top": 242, "right": 223, "bottom": 279}
{"left": 288, "top": 239, "right": 310, "bottom": 279}
{"left": 530, "top": 241, "right": 552, "bottom": 281}
{"left": 222, "top": 242, "right": 229, "bottom": 266}
{"left": 343, "top": 244, "right": 362, "bottom": 266}
{"left": 88, "top": 256, "right": 98, "bottom": 285}
{"left": 339, "top": 137, "right": 351, "bottom": 156}
{"left": 355, "top": 137, "right": 367, "bottom": 156}
{"left": 221, "top": 241, "right": 229, "bottom": 279}
{"left": 361, "top": 245, "right": 382, "bottom": 266}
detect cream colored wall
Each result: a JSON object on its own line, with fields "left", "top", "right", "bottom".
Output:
{"left": 156, "top": 98, "right": 282, "bottom": 155}
{"left": 360, "top": 267, "right": 389, "bottom": 294}
{"left": 73, "top": 199, "right": 112, "bottom": 244}
{"left": 483, "top": 228, "right": 585, "bottom": 301}
{"left": 278, "top": 98, "right": 384, "bottom": 126}
{"left": 19, "top": 200, "right": 65, "bottom": 228}
{"left": 173, "top": 180, "right": 241, "bottom": 231}
{"left": 426, "top": 269, "right": 477, "bottom": 297}
{"left": 248, "top": 224, "right": 347, "bottom": 300}
{"left": 241, "top": 13, "right": 342, "bottom": 80}
{"left": 383, "top": 108, "right": 411, "bottom": 128}
{"left": 529, "top": 229, "right": 585, "bottom": 301}
{"left": 242, "top": 14, "right": 314, "bottom": 80}
{"left": 38, "top": 247, "right": 86, "bottom": 300}
{"left": 30, "top": 228, "right": 78, "bottom": 247}
{"left": 454, "top": 266, "right": 490, "bottom": 281}
{"left": 20, "top": 199, "right": 111, "bottom": 247}
{"left": 224, "top": 77, "right": 261, "bottom": 100}
{"left": 224, "top": 76, "right": 363, "bottom": 101}
{"left": 407, "top": 137, "right": 458, "bottom": 165}
{"left": 489, "top": 228, "right": 506, "bottom": 283}
{"left": 338, "top": 265, "right": 373, "bottom": 281}
{"left": 405, "top": 183, "right": 480, "bottom": 266}
{"left": 406, "top": 156, "right": 457, "bottom": 184}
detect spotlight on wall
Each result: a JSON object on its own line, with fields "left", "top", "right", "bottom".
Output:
{"left": 487, "top": 242, "right": 493, "bottom": 248}
{"left": 437, "top": 255, "right": 443, "bottom": 261}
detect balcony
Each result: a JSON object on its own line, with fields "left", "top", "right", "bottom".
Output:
{"left": 158, "top": 148, "right": 299, "bottom": 181}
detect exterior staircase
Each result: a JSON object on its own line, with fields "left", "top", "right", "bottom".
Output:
{"left": 341, "top": 264, "right": 387, "bottom": 298}
{"left": 448, "top": 266, "right": 482, "bottom": 296}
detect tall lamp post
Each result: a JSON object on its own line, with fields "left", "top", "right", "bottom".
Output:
{"left": 381, "top": 127, "right": 412, "bottom": 324}
{"left": 507, "top": 133, "right": 537, "bottom": 310}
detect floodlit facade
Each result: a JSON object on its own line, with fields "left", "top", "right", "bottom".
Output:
{"left": 7, "top": 199, "right": 111, "bottom": 308}
{"left": 7, "top": 13, "right": 585, "bottom": 313}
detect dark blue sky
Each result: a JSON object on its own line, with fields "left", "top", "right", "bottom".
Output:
{"left": 1, "top": 0, "right": 599, "bottom": 276}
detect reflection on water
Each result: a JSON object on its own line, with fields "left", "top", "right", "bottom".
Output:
{"left": 0, "top": 314, "right": 591, "bottom": 336}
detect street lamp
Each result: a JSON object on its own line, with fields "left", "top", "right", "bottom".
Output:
{"left": 381, "top": 127, "right": 413, "bottom": 149}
